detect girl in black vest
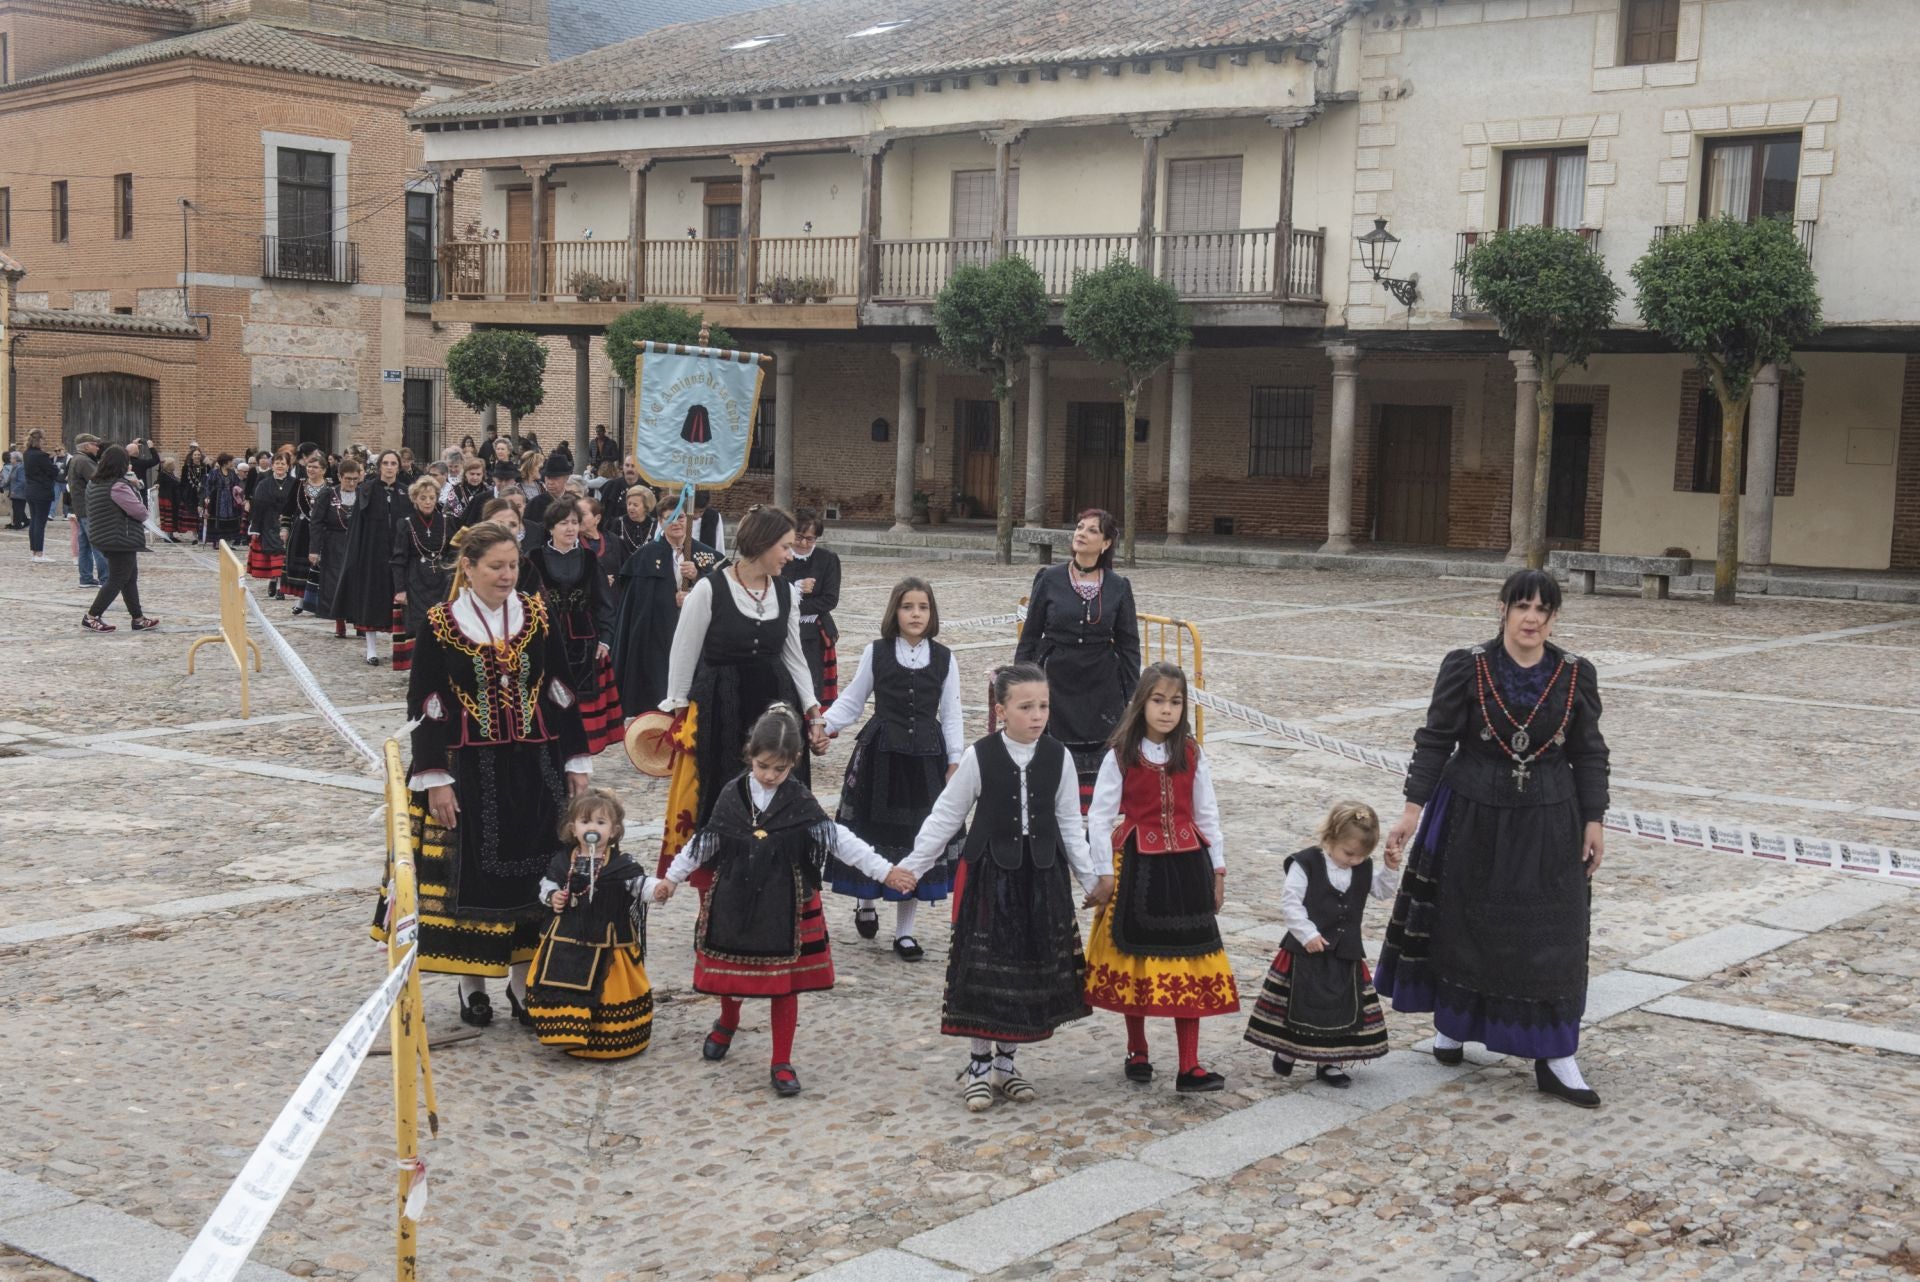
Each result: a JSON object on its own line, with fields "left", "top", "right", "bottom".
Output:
{"left": 899, "top": 663, "right": 1111, "bottom": 1112}
{"left": 658, "top": 704, "right": 909, "bottom": 1096}
{"left": 1244, "top": 801, "right": 1401, "bottom": 1087}
{"left": 820, "top": 577, "right": 964, "bottom": 960}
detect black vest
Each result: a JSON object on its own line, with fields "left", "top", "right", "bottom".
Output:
{"left": 872, "top": 641, "right": 950, "bottom": 756}
{"left": 1280, "top": 847, "right": 1372, "bottom": 961}
{"left": 703, "top": 573, "right": 790, "bottom": 668}
{"left": 959, "top": 734, "right": 1064, "bottom": 870}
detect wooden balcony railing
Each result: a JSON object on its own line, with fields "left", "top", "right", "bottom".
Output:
{"left": 437, "top": 227, "right": 1327, "bottom": 309}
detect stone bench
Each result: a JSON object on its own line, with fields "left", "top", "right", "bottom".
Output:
{"left": 1549, "top": 550, "right": 1695, "bottom": 600}
{"left": 1012, "top": 525, "right": 1068, "bottom": 563}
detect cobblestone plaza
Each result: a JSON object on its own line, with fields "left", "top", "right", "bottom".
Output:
{"left": 0, "top": 538, "right": 1916, "bottom": 1281}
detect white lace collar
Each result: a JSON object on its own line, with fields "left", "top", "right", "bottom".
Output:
{"left": 450, "top": 589, "right": 523, "bottom": 643}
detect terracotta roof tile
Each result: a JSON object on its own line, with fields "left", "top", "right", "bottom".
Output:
{"left": 549, "top": 0, "right": 780, "bottom": 61}
{"left": 10, "top": 306, "right": 203, "bottom": 338}
{"left": 0, "top": 20, "right": 425, "bottom": 94}
{"left": 418, "top": 0, "right": 1358, "bottom": 121}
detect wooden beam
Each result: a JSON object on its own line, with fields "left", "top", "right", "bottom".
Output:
{"left": 733, "top": 151, "right": 764, "bottom": 304}
{"left": 527, "top": 165, "right": 550, "bottom": 302}
{"left": 622, "top": 154, "right": 652, "bottom": 301}
{"left": 1274, "top": 125, "right": 1296, "bottom": 301}
{"left": 857, "top": 143, "right": 886, "bottom": 305}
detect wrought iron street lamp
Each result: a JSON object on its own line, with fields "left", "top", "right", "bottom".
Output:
{"left": 1356, "top": 216, "right": 1420, "bottom": 307}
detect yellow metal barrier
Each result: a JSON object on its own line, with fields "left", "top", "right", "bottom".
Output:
{"left": 383, "top": 740, "right": 439, "bottom": 1281}
{"left": 1012, "top": 601, "right": 1206, "bottom": 743}
{"left": 185, "top": 539, "right": 263, "bottom": 717}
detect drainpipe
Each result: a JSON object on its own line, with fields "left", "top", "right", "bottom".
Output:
{"left": 179, "top": 199, "right": 212, "bottom": 337}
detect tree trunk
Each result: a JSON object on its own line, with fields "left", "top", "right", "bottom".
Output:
{"left": 1120, "top": 384, "right": 1139, "bottom": 568}
{"left": 1714, "top": 389, "right": 1751, "bottom": 606}
{"left": 1525, "top": 375, "right": 1556, "bottom": 570}
{"left": 994, "top": 362, "right": 1016, "bottom": 565}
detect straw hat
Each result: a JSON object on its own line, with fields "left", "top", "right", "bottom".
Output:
{"left": 624, "top": 710, "right": 677, "bottom": 778}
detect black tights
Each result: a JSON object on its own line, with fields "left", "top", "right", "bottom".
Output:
{"left": 89, "top": 551, "right": 143, "bottom": 620}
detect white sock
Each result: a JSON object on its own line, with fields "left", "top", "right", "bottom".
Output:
{"left": 1546, "top": 1055, "right": 1589, "bottom": 1090}
{"left": 857, "top": 898, "right": 876, "bottom": 911}
{"left": 894, "top": 900, "right": 919, "bottom": 938}
{"left": 507, "top": 962, "right": 529, "bottom": 1005}
{"left": 365, "top": 632, "right": 379, "bottom": 660}
{"left": 965, "top": 1040, "right": 992, "bottom": 1078}
{"left": 993, "top": 1044, "right": 1018, "bottom": 1075}
{"left": 457, "top": 975, "right": 487, "bottom": 1000}
{"left": 970, "top": 1037, "right": 993, "bottom": 1057}
{"left": 1432, "top": 1030, "right": 1463, "bottom": 1050}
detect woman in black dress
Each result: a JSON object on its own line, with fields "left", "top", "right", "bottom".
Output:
{"left": 306, "top": 456, "right": 360, "bottom": 635}
{"left": 654, "top": 505, "right": 822, "bottom": 877}
{"left": 329, "top": 448, "right": 405, "bottom": 665}
{"left": 782, "top": 507, "right": 842, "bottom": 709}
{"left": 372, "top": 520, "right": 592, "bottom": 1028}
{"left": 1376, "top": 568, "right": 1610, "bottom": 1108}
{"left": 522, "top": 495, "right": 624, "bottom": 756}
{"left": 388, "top": 476, "right": 455, "bottom": 673}
{"left": 283, "top": 454, "right": 327, "bottom": 612}
{"left": 1014, "top": 508, "right": 1141, "bottom": 809}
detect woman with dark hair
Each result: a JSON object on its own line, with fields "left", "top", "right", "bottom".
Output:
{"left": 283, "top": 454, "right": 328, "bottom": 612}
{"left": 1014, "top": 508, "right": 1142, "bottom": 809}
{"left": 81, "top": 446, "right": 159, "bottom": 632}
{"left": 654, "top": 504, "right": 822, "bottom": 876}
{"left": 177, "top": 445, "right": 210, "bottom": 542}
{"left": 247, "top": 453, "right": 296, "bottom": 596}
{"left": 521, "top": 494, "right": 623, "bottom": 755}
{"left": 781, "top": 507, "right": 842, "bottom": 708}
{"left": 373, "top": 520, "right": 592, "bottom": 1028}
{"left": 330, "top": 449, "right": 406, "bottom": 666}
{"left": 1376, "top": 568, "right": 1610, "bottom": 1109}
{"left": 21, "top": 430, "right": 58, "bottom": 561}
{"left": 203, "top": 453, "right": 246, "bottom": 547}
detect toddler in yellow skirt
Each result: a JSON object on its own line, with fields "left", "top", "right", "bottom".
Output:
{"left": 1083, "top": 662, "right": 1239, "bottom": 1092}
{"left": 525, "top": 789, "right": 658, "bottom": 1060}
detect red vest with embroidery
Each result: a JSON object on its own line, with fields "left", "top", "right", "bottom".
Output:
{"left": 1114, "top": 742, "right": 1203, "bottom": 855}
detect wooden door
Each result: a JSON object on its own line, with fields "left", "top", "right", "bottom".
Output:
{"left": 63, "top": 373, "right": 153, "bottom": 443}
{"left": 1374, "top": 405, "right": 1452, "bottom": 545}
{"left": 505, "top": 186, "right": 556, "bottom": 296}
{"left": 270, "top": 411, "right": 335, "bottom": 455}
{"left": 1546, "top": 404, "right": 1593, "bottom": 542}
{"left": 1164, "top": 157, "right": 1243, "bottom": 296}
{"left": 1068, "top": 402, "right": 1125, "bottom": 520}
{"left": 954, "top": 399, "right": 999, "bottom": 516}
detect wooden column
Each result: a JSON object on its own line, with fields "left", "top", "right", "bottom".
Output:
{"left": 733, "top": 151, "right": 765, "bottom": 304}
{"left": 1130, "top": 121, "right": 1174, "bottom": 267}
{"left": 1267, "top": 109, "right": 1316, "bottom": 299}
{"left": 621, "top": 154, "right": 651, "bottom": 302}
{"left": 526, "top": 165, "right": 552, "bottom": 303}
{"left": 855, "top": 140, "right": 888, "bottom": 304}
{"left": 983, "top": 128, "right": 1024, "bottom": 260}
{"left": 434, "top": 166, "right": 459, "bottom": 253}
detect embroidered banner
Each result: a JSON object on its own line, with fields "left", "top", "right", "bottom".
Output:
{"left": 631, "top": 341, "right": 768, "bottom": 491}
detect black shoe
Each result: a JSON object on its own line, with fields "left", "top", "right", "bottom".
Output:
{"left": 1124, "top": 1053, "right": 1153, "bottom": 1083}
{"left": 702, "top": 1020, "right": 736, "bottom": 1061}
{"left": 1271, "top": 1053, "right": 1295, "bottom": 1078}
{"left": 505, "top": 988, "right": 535, "bottom": 1029}
{"left": 893, "top": 934, "right": 924, "bottom": 961}
{"left": 853, "top": 906, "right": 879, "bottom": 939}
{"left": 1315, "top": 1065, "right": 1352, "bottom": 1089}
{"left": 290, "top": 606, "right": 305, "bottom": 616}
{"left": 366, "top": 656, "right": 382, "bottom": 666}
{"left": 770, "top": 1063, "right": 803, "bottom": 1097}
{"left": 1431, "top": 1042, "right": 1465, "bottom": 1066}
{"left": 458, "top": 990, "right": 494, "bottom": 1027}
{"left": 1176, "top": 1068, "right": 1225, "bottom": 1094}
{"left": 1534, "top": 1060, "right": 1600, "bottom": 1109}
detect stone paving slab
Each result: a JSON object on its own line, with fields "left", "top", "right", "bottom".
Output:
{"left": 1751, "top": 880, "right": 1911, "bottom": 932}
{"left": 0, "top": 1199, "right": 295, "bottom": 1282}
{"left": 143, "top": 884, "right": 325, "bottom": 920}
{"left": 1582, "top": 968, "right": 1691, "bottom": 1023}
{"left": 0, "top": 1172, "right": 80, "bottom": 1221}
{"left": 0, "top": 912, "right": 142, "bottom": 947}
{"left": 1630, "top": 923, "right": 1807, "bottom": 980}
{"left": 806, "top": 1248, "right": 970, "bottom": 1281}
{"left": 1646, "top": 995, "right": 1920, "bottom": 1056}
{"left": 901, "top": 1160, "right": 1196, "bottom": 1274}
{"left": 1136, "top": 1094, "right": 1366, "bottom": 1179}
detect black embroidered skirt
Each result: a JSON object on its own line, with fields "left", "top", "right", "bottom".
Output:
{"left": 829, "top": 724, "right": 956, "bottom": 902}
{"left": 939, "top": 843, "right": 1089, "bottom": 1043}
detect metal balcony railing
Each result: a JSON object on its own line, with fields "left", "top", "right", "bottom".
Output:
{"left": 262, "top": 235, "right": 359, "bottom": 285}
{"left": 405, "top": 254, "right": 436, "bottom": 303}
{"left": 1453, "top": 227, "right": 1600, "bottom": 317}
{"left": 1653, "top": 218, "right": 1815, "bottom": 264}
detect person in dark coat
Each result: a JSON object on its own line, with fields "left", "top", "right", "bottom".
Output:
{"left": 1376, "top": 568, "right": 1611, "bottom": 1109}
{"left": 601, "top": 485, "right": 656, "bottom": 581}
{"left": 389, "top": 476, "right": 455, "bottom": 673}
{"left": 80, "top": 446, "right": 159, "bottom": 632}
{"left": 21, "top": 430, "right": 59, "bottom": 560}
{"left": 609, "top": 505, "right": 719, "bottom": 724}
{"left": 1013, "top": 508, "right": 1141, "bottom": 810}
{"left": 247, "top": 454, "right": 296, "bottom": 595}
{"left": 329, "top": 449, "right": 406, "bottom": 665}
{"left": 284, "top": 455, "right": 328, "bottom": 612}
{"left": 203, "top": 454, "right": 247, "bottom": 547}
{"left": 526, "top": 452, "right": 572, "bottom": 527}
{"left": 782, "top": 508, "right": 842, "bottom": 709}
{"left": 307, "top": 456, "right": 361, "bottom": 635}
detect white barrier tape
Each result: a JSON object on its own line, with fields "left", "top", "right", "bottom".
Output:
{"left": 243, "top": 591, "right": 383, "bottom": 773}
{"left": 942, "top": 611, "right": 1025, "bottom": 632}
{"left": 169, "top": 947, "right": 418, "bottom": 1282}
{"left": 1190, "top": 686, "right": 1920, "bottom": 885}
{"left": 398, "top": 1156, "right": 429, "bottom": 1222}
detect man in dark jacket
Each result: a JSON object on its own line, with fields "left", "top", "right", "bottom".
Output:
{"left": 21, "top": 430, "right": 60, "bottom": 561}
{"left": 66, "top": 434, "right": 109, "bottom": 587}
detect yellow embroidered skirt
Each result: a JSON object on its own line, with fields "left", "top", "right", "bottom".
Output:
{"left": 1083, "top": 841, "right": 1239, "bottom": 1019}
{"left": 525, "top": 937, "right": 655, "bottom": 1060}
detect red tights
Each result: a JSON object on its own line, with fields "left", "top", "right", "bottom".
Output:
{"left": 718, "top": 994, "right": 799, "bottom": 1064}
{"left": 1125, "top": 1015, "right": 1203, "bottom": 1074}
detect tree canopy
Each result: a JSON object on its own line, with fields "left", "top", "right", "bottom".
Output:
{"left": 445, "top": 329, "right": 548, "bottom": 428}
{"left": 604, "top": 304, "right": 739, "bottom": 388}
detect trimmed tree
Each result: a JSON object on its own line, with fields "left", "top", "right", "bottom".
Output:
{"left": 1062, "top": 260, "right": 1192, "bottom": 567}
{"left": 445, "top": 329, "right": 548, "bottom": 436}
{"left": 604, "top": 303, "right": 738, "bottom": 388}
{"left": 934, "top": 256, "right": 1049, "bottom": 563}
{"left": 1633, "top": 215, "right": 1822, "bottom": 604}
{"left": 1466, "top": 225, "right": 1620, "bottom": 570}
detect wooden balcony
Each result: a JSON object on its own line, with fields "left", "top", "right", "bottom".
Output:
{"left": 440, "top": 236, "right": 861, "bottom": 304}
